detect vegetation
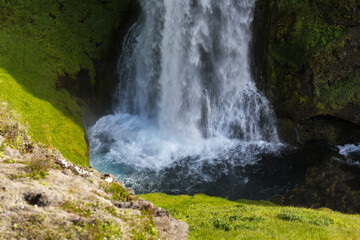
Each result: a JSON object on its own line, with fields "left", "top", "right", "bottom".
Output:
{"left": 61, "top": 200, "right": 98, "bottom": 218}
{"left": 141, "top": 193, "right": 360, "bottom": 240}
{"left": 256, "top": 0, "right": 360, "bottom": 125}
{"left": 103, "top": 182, "right": 138, "bottom": 202}
{"left": 16, "top": 217, "right": 124, "bottom": 240}
{"left": 0, "top": 0, "right": 133, "bottom": 166}
{"left": 131, "top": 209, "right": 159, "bottom": 240}
{"left": 0, "top": 101, "right": 32, "bottom": 152}
{"left": 25, "top": 157, "right": 54, "bottom": 180}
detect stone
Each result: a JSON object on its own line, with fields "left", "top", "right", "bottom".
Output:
{"left": 24, "top": 192, "right": 50, "bottom": 207}
{"left": 127, "top": 188, "right": 135, "bottom": 196}
{"left": 113, "top": 199, "right": 189, "bottom": 239}
{"left": 62, "top": 169, "right": 72, "bottom": 176}
{"left": 152, "top": 207, "right": 189, "bottom": 240}
{"left": 284, "top": 154, "right": 360, "bottom": 213}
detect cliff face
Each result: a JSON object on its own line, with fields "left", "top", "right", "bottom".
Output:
{"left": 253, "top": 0, "right": 360, "bottom": 145}
{"left": 251, "top": 1, "right": 360, "bottom": 213}
{"left": 0, "top": 101, "right": 188, "bottom": 239}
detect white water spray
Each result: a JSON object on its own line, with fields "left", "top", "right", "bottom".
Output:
{"left": 89, "top": 0, "right": 281, "bottom": 192}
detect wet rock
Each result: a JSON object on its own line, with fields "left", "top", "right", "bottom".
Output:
{"left": 24, "top": 192, "right": 50, "bottom": 207}
{"left": 253, "top": 0, "right": 360, "bottom": 144}
{"left": 284, "top": 155, "right": 360, "bottom": 213}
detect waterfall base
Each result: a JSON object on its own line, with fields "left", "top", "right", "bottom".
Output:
{"left": 89, "top": 113, "right": 294, "bottom": 200}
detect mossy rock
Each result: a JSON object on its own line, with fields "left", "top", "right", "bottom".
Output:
{"left": 253, "top": 0, "right": 360, "bottom": 145}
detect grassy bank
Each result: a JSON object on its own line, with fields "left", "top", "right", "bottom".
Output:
{"left": 141, "top": 193, "right": 360, "bottom": 240}
{"left": 0, "top": 0, "right": 133, "bottom": 166}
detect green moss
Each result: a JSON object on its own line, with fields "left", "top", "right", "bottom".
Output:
{"left": 0, "top": 0, "right": 133, "bottom": 166}
{"left": 270, "top": 0, "right": 347, "bottom": 70}
{"left": 260, "top": 0, "right": 359, "bottom": 122}
{"left": 141, "top": 193, "right": 360, "bottom": 240}
{"left": 303, "top": 18, "right": 345, "bottom": 50}
{"left": 315, "top": 74, "right": 360, "bottom": 106}
{"left": 103, "top": 182, "right": 137, "bottom": 202}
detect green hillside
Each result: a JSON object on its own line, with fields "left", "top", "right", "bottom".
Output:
{"left": 141, "top": 193, "right": 360, "bottom": 240}
{"left": 0, "top": 0, "right": 132, "bottom": 165}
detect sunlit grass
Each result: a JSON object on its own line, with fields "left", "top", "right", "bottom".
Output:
{"left": 0, "top": 0, "right": 133, "bottom": 165}
{"left": 141, "top": 193, "right": 360, "bottom": 240}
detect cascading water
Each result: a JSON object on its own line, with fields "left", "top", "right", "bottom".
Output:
{"left": 89, "top": 0, "right": 285, "bottom": 199}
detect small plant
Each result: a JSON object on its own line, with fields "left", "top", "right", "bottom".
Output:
{"left": 131, "top": 209, "right": 159, "bottom": 240}
{"left": 28, "top": 169, "right": 48, "bottom": 180}
{"left": 278, "top": 209, "right": 335, "bottom": 226}
{"left": 212, "top": 212, "right": 263, "bottom": 231}
{"left": 103, "top": 183, "right": 136, "bottom": 202}
{"left": 28, "top": 214, "right": 46, "bottom": 225}
{"left": 4, "top": 159, "right": 17, "bottom": 164}
{"left": 105, "top": 206, "right": 118, "bottom": 217}
{"left": 61, "top": 200, "right": 94, "bottom": 218}
{"left": 25, "top": 158, "right": 52, "bottom": 180}
{"left": 86, "top": 178, "right": 94, "bottom": 184}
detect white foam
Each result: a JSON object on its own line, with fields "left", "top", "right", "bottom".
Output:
{"left": 337, "top": 143, "right": 360, "bottom": 156}
{"left": 89, "top": 113, "right": 282, "bottom": 172}
{"left": 336, "top": 143, "right": 360, "bottom": 167}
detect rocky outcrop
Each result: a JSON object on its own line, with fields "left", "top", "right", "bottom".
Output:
{"left": 115, "top": 199, "right": 189, "bottom": 240}
{"left": 0, "top": 104, "right": 188, "bottom": 239}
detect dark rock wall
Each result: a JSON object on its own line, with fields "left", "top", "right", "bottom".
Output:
{"left": 253, "top": 0, "right": 360, "bottom": 145}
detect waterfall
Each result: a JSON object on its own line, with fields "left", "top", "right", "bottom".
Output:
{"left": 89, "top": 0, "right": 282, "bottom": 195}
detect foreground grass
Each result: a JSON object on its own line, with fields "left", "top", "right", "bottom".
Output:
{"left": 0, "top": 0, "right": 132, "bottom": 165}
{"left": 141, "top": 193, "right": 360, "bottom": 240}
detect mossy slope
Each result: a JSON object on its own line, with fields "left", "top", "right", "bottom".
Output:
{"left": 0, "top": 0, "right": 133, "bottom": 165}
{"left": 254, "top": 0, "right": 360, "bottom": 127}
{"left": 141, "top": 193, "right": 360, "bottom": 240}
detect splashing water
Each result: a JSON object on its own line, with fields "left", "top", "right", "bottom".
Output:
{"left": 89, "top": 0, "right": 283, "bottom": 196}
{"left": 337, "top": 143, "right": 360, "bottom": 167}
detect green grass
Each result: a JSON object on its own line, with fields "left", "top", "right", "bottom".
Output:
{"left": 141, "top": 193, "right": 360, "bottom": 240}
{"left": 0, "top": 0, "right": 133, "bottom": 166}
